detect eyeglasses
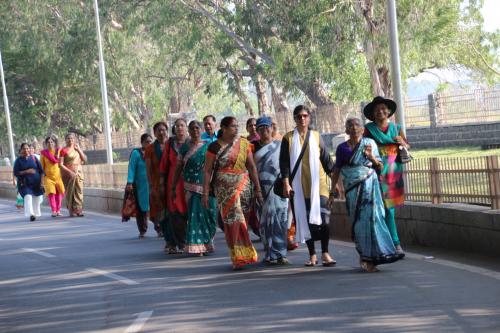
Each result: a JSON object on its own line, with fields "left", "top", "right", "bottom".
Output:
{"left": 295, "top": 114, "right": 309, "bottom": 119}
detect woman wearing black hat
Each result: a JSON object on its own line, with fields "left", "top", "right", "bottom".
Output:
{"left": 363, "top": 96, "right": 410, "bottom": 255}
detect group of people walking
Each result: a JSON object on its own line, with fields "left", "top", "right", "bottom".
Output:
{"left": 126, "top": 96, "right": 409, "bottom": 272}
{"left": 13, "top": 133, "right": 87, "bottom": 221}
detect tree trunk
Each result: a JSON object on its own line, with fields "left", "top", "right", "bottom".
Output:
{"left": 270, "top": 80, "right": 292, "bottom": 133}
{"left": 228, "top": 66, "right": 255, "bottom": 116}
{"left": 253, "top": 72, "right": 269, "bottom": 115}
{"left": 270, "top": 81, "right": 289, "bottom": 113}
{"left": 355, "top": 0, "right": 392, "bottom": 98}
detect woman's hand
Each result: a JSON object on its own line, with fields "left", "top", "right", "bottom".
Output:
{"left": 283, "top": 182, "right": 293, "bottom": 198}
{"left": 24, "top": 168, "right": 36, "bottom": 175}
{"left": 201, "top": 193, "right": 209, "bottom": 208}
{"left": 393, "top": 136, "right": 407, "bottom": 147}
{"left": 255, "top": 191, "right": 264, "bottom": 206}
{"left": 364, "top": 144, "right": 376, "bottom": 162}
{"left": 327, "top": 195, "right": 335, "bottom": 210}
{"left": 125, "top": 183, "right": 133, "bottom": 192}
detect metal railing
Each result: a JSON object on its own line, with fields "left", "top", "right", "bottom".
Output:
{"left": 405, "top": 155, "right": 500, "bottom": 209}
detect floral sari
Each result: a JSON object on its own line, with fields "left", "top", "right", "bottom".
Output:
{"left": 60, "top": 147, "right": 84, "bottom": 215}
{"left": 208, "top": 137, "right": 258, "bottom": 268}
{"left": 180, "top": 141, "right": 217, "bottom": 253}
{"left": 254, "top": 141, "right": 288, "bottom": 261}
{"left": 339, "top": 138, "right": 400, "bottom": 265}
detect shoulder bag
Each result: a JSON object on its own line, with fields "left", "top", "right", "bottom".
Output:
{"left": 273, "top": 130, "right": 311, "bottom": 199}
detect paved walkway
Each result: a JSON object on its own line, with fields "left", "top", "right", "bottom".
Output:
{"left": 1, "top": 199, "right": 499, "bottom": 333}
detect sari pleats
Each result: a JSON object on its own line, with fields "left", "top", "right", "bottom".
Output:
{"left": 213, "top": 138, "right": 258, "bottom": 267}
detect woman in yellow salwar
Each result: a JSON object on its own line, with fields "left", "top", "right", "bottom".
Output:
{"left": 202, "top": 116, "right": 263, "bottom": 270}
{"left": 41, "top": 136, "right": 65, "bottom": 217}
{"left": 59, "top": 133, "right": 87, "bottom": 217}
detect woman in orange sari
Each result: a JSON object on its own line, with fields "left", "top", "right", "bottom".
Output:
{"left": 59, "top": 133, "right": 87, "bottom": 217}
{"left": 145, "top": 122, "right": 168, "bottom": 240}
{"left": 202, "top": 116, "right": 263, "bottom": 270}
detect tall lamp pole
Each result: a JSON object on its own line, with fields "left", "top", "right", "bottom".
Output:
{"left": 93, "top": 0, "right": 113, "bottom": 164}
{"left": 0, "top": 47, "right": 16, "bottom": 164}
{"left": 386, "top": 0, "right": 406, "bottom": 134}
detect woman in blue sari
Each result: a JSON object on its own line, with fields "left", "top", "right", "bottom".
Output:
{"left": 254, "top": 116, "right": 289, "bottom": 265}
{"left": 171, "top": 120, "right": 217, "bottom": 255}
{"left": 330, "top": 118, "right": 403, "bottom": 272}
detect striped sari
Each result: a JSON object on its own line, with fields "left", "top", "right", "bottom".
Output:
{"left": 254, "top": 141, "right": 288, "bottom": 261}
{"left": 208, "top": 137, "right": 258, "bottom": 269}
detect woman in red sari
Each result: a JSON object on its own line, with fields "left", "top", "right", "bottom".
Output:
{"left": 160, "top": 118, "right": 188, "bottom": 254}
{"left": 202, "top": 116, "right": 263, "bottom": 270}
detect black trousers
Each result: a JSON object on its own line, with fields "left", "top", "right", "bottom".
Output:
{"left": 303, "top": 195, "right": 331, "bottom": 256}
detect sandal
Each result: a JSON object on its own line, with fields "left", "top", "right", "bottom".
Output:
{"left": 164, "top": 246, "right": 177, "bottom": 254}
{"left": 360, "top": 260, "right": 379, "bottom": 273}
{"left": 321, "top": 253, "right": 337, "bottom": 267}
{"left": 277, "top": 257, "right": 290, "bottom": 265}
{"left": 304, "top": 255, "right": 318, "bottom": 267}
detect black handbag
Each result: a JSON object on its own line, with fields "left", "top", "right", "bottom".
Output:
{"left": 397, "top": 145, "right": 413, "bottom": 164}
{"left": 273, "top": 130, "right": 311, "bottom": 198}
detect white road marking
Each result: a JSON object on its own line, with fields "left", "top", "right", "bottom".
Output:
{"left": 22, "top": 248, "right": 56, "bottom": 258}
{"left": 86, "top": 268, "right": 139, "bottom": 285}
{"left": 334, "top": 240, "right": 500, "bottom": 281}
{"left": 124, "top": 311, "right": 153, "bottom": 333}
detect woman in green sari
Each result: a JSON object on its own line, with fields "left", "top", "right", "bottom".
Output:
{"left": 171, "top": 120, "right": 217, "bottom": 255}
{"left": 59, "top": 133, "right": 87, "bottom": 217}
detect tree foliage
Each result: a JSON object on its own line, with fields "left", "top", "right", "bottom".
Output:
{"left": 0, "top": 0, "right": 497, "bottom": 149}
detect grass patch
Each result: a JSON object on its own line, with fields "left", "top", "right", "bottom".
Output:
{"left": 411, "top": 146, "right": 500, "bottom": 159}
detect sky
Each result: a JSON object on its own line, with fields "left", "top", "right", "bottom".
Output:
{"left": 406, "top": 0, "right": 499, "bottom": 97}
{"left": 481, "top": 0, "right": 499, "bottom": 32}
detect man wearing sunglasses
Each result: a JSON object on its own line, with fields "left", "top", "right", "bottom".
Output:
{"left": 279, "top": 105, "right": 336, "bottom": 267}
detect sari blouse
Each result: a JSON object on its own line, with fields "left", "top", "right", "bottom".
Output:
{"left": 178, "top": 141, "right": 208, "bottom": 194}
{"left": 206, "top": 137, "right": 252, "bottom": 172}
{"left": 60, "top": 147, "right": 83, "bottom": 174}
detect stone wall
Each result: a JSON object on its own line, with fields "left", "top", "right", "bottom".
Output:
{"left": 330, "top": 200, "right": 500, "bottom": 257}
{"left": 405, "top": 122, "right": 500, "bottom": 149}
{"left": 321, "top": 121, "right": 500, "bottom": 151}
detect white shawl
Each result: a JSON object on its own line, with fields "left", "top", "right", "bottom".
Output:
{"left": 290, "top": 129, "right": 321, "bottom": 243}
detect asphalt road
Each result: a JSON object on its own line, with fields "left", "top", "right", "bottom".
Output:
{"left": 1, "top": 198, "right": 500, "bottom": 333}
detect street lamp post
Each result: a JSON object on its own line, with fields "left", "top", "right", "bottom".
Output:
{"left": 386, "top": 0, "right": 406, "bottom": 135}
{"left": 93, "top": 0, "right": 113, "bottom": 164}
{"left": 0, "top": 47, "right": 16, "bottom": 164}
